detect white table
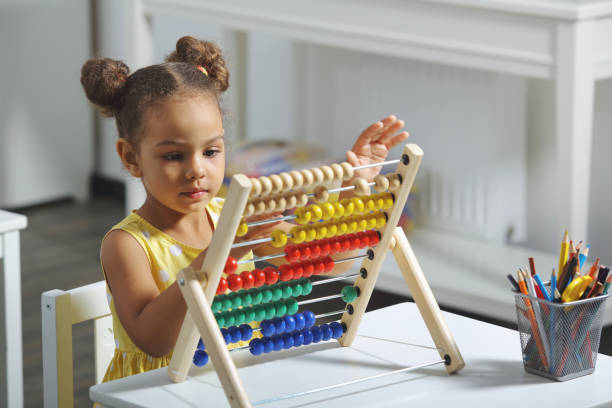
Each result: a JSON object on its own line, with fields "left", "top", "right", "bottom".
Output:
{"left": 0, "top": 210, "right": 27, "bottom": 408}
{"left": 90, "top": 302, "right": 612, "bottom": 407}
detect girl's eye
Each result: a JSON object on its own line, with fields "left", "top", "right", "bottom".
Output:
{"left": 162, "top": 153, "right": 183, "bottom": 161}
{"left": 205, "top": 149, "right": 220, "bottom": 157}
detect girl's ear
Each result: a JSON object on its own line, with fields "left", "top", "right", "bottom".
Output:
{"left": 116, "top": 139, "right": 143, "bottom": 177}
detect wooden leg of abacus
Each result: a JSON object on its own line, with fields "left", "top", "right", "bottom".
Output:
{"left": 390, "top": 227, "right": 465, "bottom": 374}
{"left": 177, "top": 266, "right": 251, "bottom": 408}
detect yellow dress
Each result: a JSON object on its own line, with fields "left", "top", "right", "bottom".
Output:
{"left": 100, "top": 197, "right": 255, "bottom": 382}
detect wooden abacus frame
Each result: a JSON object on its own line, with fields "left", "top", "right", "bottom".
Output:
{"left": 168, "top": 143, "right": 464, "bottom": 407}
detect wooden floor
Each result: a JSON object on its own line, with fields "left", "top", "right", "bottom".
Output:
{"left": 8, "top": 197, "right": 612, "bottom": 407}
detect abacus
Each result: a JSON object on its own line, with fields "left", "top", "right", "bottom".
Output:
{"left": 169, "top": 144, "right": 464, "bottom": 407}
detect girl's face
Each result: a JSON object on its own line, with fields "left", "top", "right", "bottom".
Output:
{"left": 134, "top": 96, "right": 225, "bottom": 215}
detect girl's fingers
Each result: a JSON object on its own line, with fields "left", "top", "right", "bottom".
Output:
{"left": 353, "top": 121, "right": 383, "bottom": 148}
{"left": 384, "top": 131, "right": 410, "bottom": 149}
{"left": 378, "top": 120, "right": 404, "bottom": 144}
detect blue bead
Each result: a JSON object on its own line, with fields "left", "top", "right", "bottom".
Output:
{"left": 282, "top": 333, "right": 294, "bottom": 349}
{"left": 311, "top": 326, "right": 323, "bottom": 343}
{"left": 193, "top": 350, "right": 209, "bottom": 367}
{"left": 303, "top": 310, "right": 316, "bottom": 328}
{"left": 271, "top": 334, "right": 284, "bottom": 351}
{"left": 301, "top": 328, "right": 313, "bottom": 345}
{"left": 221, "top": 328, "right": 232, "bottom": 344}
{"left": 239, "top": 324, "right": 253, "bottom": 341}
{"left": 284, "top": 315, "right": 296, "bottom": 332}
{"left": 330, "top": 322, "right": 344, "bottom": 339}
{"left": 320, "top": 324, "right": 333, "bottom": 341}
{"left": 263, "top": 337, "right": 274, "bottom": 353}
{"left": 197, "top": 338, "right": 205, "bottom": 350}
{"left": 260, "top": 320, "right": 275, "bottom": 337}
{"left": 229, "top": 326, "right": 242, "bottom": 343}
{"left": 249, "top": 338, "right": 264, "bottom": 356}
{"left": 272, "top": 317, "right": 286, "bottom": 335}
{"left": 293, "top": 313, "right": 306, "bottom": 331}
{"left": 292, "top": 331, "right": 304, "bottom": 347}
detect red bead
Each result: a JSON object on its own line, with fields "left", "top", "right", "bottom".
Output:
{"left": 285, "top": 245, "right": 301, "bottom": 263}
{"left": 350, "top": 236, "right": 361, "bottom": 251}
{"left": 264, "top": 266, "right": 279, "bottom": 285}
{"left": 240, "top": 271, "right": 255, "bottom": 289}
{"left": 309, "top": 243, "right": 321, "bottom": 259}
{"left": 329, "top": 238, "right": 342, "bottom": 255}
{"left": 278, "top": 264, "right": 294, "bottom": 281}
{"left": 227, "top": 274, "right": 243, "bottom": 292}
{"left": 368, "top": 230, "right": 380, "bottom": 246}
{"left": 358, "top": 232, "right": 370, "bottom": 248}
{"left": 340, "top": 236, "right": 352, "bottom": 252}
{"left": 319, "top": 239, "right": 331, "bottom": 256}
{"left": 224, "top": 257, "right": 238, "bottom": 274}
{"left": 216, "top": 277, "right": 228, "bottom": 294}
{"left": 292, "top": 262, "right": 304, "bottom": 279}
{"left": 300, "top": 244, "right": 311, "bottom": 260}
{"left": 253, "top": 268, "right": 266, "bottom": 287}
{"left": 312, "top": 259, "right": 326, "bottom": 275}
{"left": 322, "top": 256, "right": 335, "bottom": 273}
{"left": 301, "top": 260, "right": 314, "bottom": 278}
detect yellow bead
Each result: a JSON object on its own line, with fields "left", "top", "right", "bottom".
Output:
{"left": 341, "top": 199, "right": 355, "bottom": 216}
{"left": 351, "top": 197, "right": 365, "bottom": 214}
{"left": 367, "top": 215, "right": 378, "bottom": 229}
{"left": 305, "top": 227, "right": 317, "bottom": 242}
{"left": 290, "top": 227, "right": 306, "bottom": 244}
{"left": 381, "top": 193, "right": 394, "bottom": 209}
{"left": 376, "top": 213, "right": 387, "bottom": 228}
{"left": 346, "top": 219, "right": 358, "bottom": 233}
{"left": 295, "top": 207, "right": 311, "bottom": 225}
{"left": 373, "top": 196, "right": 385, "bottom": 211}
{"left": 271, "top": 230, "right": 288, "bottom": 248}
{"left": 357, "top": 216, "right": 369, "bottom": 231}
{"left": 308, "top": 204, "right": 323, "bottom": 221}
{"left": 321, "top": 202, "right": 335, "bottom": 220}
{"left": 325, "top": 223, "right": 338, "bottom": 238}
{"left": 336, "top": 222, "right": 348, "bottom": 235}
{"left": 332, "top": 201, "right": 345, "bottom": 218}
{"left": 236, "top": 222, "right": 248, "bottom": 237}
{"left": 316, "top": 225, "right": 328, "bottom": 240}
{"left": 364, "top": 197, "right": 376, "bottom": 212}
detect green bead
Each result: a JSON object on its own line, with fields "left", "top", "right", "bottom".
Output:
{"left": 221, "top": 297, "right": 233, "bottom": 311}
{"left": 254, "top": 305, "right": 266, "bottom": 322}
{"left": 241, "top": 292, "right": 253, "bottom": 307}
{"left": 260, "top": 289, "right": 273, "bottom": 304}
{"left": 275, "top": 301, "right": 288, "bottom": 317}
{"left": 215, "top": 312, "right": 226, "bottom": 328}
{"left": 300, "top": 278, "right": 313, "bottom": 296}
{"left": 286, "top": 298, "right": 299, "bottom": 315}
{"left": 244, "top": 308, "right": 256, "bottom": 323}
{"left": 234, "top": 309, "right": 246, "bottom": 325}
{"left": 341, "top": 286, "right": 359, "bottom": 303}
{"left": 281, "top": 284, "right": 293, "bottom": 299}
{"left": 291, "top": 282, "right": 303, "bottom": 297}
{"left": 250, "top": 288, "right": 263, "bottom": 305}
{"left": 231, "top": 293, "right": 243, "bottom": 309}
{"left": 271, "top": 287, "right": 283, "bottom": 302}
{"left": 264, "top": 304, "right": 276, "bottom": 320}
{"left": 212, "top": 299, "right": 222, "bottom": 313}
{"left": 224, "top": 312, "right": 236, "bottom": 327}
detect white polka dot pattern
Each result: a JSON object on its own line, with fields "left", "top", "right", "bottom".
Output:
{"left": 159, "top": 269, "right": 170, "bottom": 283}
{"left": 115, "top": 339, "right": 120, "bottom": 348}
{"left": 169, "top": 245, "right": 182, "bottom": 256}
{"left": 106, "top": 292, "right": 112, "bottom": 305}
{"left": 142, "top": 231, "right": 150, "bottom": 240}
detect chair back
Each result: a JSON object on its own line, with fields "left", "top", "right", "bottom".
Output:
{"left": 42, "top": 281, "right": 114, "bottom": 408}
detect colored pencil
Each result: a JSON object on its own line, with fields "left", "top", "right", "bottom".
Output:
{"left": 518, "top": 270, "right": 549, "bottom": 371}
{"left": 558, "top": 230, "right": 569, "bottom": 279}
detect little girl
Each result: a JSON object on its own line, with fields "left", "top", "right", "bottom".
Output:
{"left": 80, "top": 36, "right": 408, "bottom": 383}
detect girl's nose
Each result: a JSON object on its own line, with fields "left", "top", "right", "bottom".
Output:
{"left": 186, "top": 156, "right": 206, "bottom": 180}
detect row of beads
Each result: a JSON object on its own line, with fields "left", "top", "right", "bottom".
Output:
{"left": 352, "top": 173, "right": 402, "bottom": 196}
{"left": 287, "top": 212, "right": 387, "bottom": 244}
{"left": 249, "top": 322, "right": 345, "bottom": 355}
{"left": 293, "top": 193, "right": 394, "bottom": 225}
{"left": 284, "top": 230, "right": 380, "bottom": 262}
{"left": 243, "top": 190, "right": 309, "bottom": 219}
{"left": 249, "top": 164, "right": 354, "bottom": 198}
{"left": 214, "top": 298, "right": 299, "bottom": 328}
{"left": 212, "top": 278, "right": 313, "bottom": 313}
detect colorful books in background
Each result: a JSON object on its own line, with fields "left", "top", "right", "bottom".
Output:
{"left": 222, "top": 139, "right": 415, "bottom": 230}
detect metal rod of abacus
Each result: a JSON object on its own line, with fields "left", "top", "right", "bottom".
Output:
{"left": 311, "top": 273, "right": 360, "bottom": 285}
{"left": 353, "top": 158, "right": 400, "bottom": 170}
{"left": 333, "top": 253, "right": 368, "bottom": 264}
{"left": 324, "top": 181, "right": 375, "bottom": 196}
{"left": 238, "top": 251, "right": 368, "bottom": 265}
{"left": 247, "top": 214, "right": 297, "bottom": 227}
{"left": 298, "top": 294, "right": 343, "bottom": 305}
{"left": 252, "top": 358, "right": 445, "bottom": 406}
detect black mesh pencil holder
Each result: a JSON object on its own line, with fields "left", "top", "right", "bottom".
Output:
{"left": 514, "top": 293, "right": 608, "bottom": 381}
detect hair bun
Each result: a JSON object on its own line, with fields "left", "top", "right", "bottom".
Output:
{"left": 167, "top": 36, "right": 229, "bottom": 92}
{"left": 80, "top": 58, "right": 130, "bottom": 117}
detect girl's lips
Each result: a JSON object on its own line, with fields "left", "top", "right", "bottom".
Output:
{"left": 181, "top": 190, "right": 207, "bottom": 199}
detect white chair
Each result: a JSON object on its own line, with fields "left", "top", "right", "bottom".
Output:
{"left": 41, "top": 281, "right": 115, "bottom": 408}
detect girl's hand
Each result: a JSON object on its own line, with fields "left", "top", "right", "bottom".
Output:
{"left": 346, "top": 115, "right": 409, "bottom": 182}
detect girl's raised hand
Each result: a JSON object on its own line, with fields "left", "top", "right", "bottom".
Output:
{"left": 346, "top": 115, "right": 409, "bottom": 182}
